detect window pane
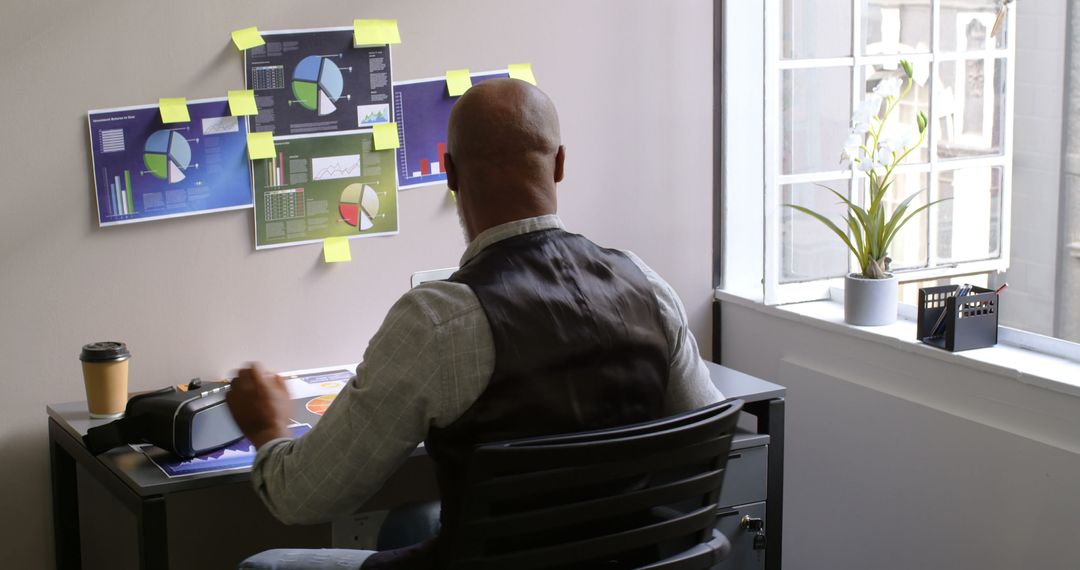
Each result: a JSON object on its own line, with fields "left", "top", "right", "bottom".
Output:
{"left": 862, "top": 0, "right": 931, "bottom": 56}
{"left": 936, "top": 58, "right": 1006, "bottom": 159}
{"left": 933, "top": 166, "right": 1004, "bottom": 262}
{"left": 940, "top": 0, "right": 1006, "bottom": 51}
{"left": 879, "top": 171, "right": 930, "bottom": 270}
{"left": 861, "top": 62, "right": 931, "bottom": 162}
{"left": 782, "top": 180, "right": 851, "bottom": 283}
{"left": 783, "top": 68, "right": 852, "bottom": 174}
{"left": 783, "top": 0, "right": 852, "bottom": 59}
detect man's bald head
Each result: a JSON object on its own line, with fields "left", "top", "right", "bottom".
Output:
{"left": 448, "top": 78, "right": 561, "bottom": 164}
{"left": 444, "top": 78, "right": 565, "bottom": 241}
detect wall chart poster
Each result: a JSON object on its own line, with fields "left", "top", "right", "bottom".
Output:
{"left": 244, "top": 27, "right": 393, "bottom": 136}
{"left": 252, "top": 131, "right": 399, "bottom": 249}
{"left": 87, "top": 98, "right": 253, "bottom": 226}
{"left": 394, "top": 70, "right": 508, "bottom": 189}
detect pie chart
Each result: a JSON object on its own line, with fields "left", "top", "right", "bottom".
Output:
{"left": 143, "top": 130, "right": 191, "bottom": 183}
{"left": 305, "top": 394, "right": 336, "bottom": 416}
{"left": 292, "top": 56, "right": 343, "bottom": 116}
{"left": 338, "top": 183, "right": 380, "bottom": 231}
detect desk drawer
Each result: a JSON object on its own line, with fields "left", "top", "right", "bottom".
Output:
{"left": 714, "top": 501, "right": 766, "bottom": 570}
{"left": 718, "top": 444, "right": 767, "bottom": 508}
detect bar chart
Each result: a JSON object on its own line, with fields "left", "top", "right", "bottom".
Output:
{"left": 103, "top": 169, "right": 135, "bottom": 217}
{"left": 264, "top": 152, "right": 286, "bottom": 187}
{"left": 393, "top": 70, "right": 509, "bottom": 189}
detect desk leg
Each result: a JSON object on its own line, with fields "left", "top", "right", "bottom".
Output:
{"left": 760, "top": 398, "right": 784, "bottom": 570}
{"left": 51, "top": 435, "right": 82, "bottom": 569}
{"left": 137, "top": 496, "right": 169, "bottom": 569}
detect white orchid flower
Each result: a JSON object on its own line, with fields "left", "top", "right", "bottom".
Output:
{"left": 878, "top": 123, "right": 920, "bottom": 159}
{"left": 856, "top": 148, "right": 878, "bottom": 172}
{"left": 877, "top": 138, "right": 900, "bottom": 160}
{"left": 851, "top": 95, "right": 882, "bottom": 133}
{"left": 840, "top": 132, "right": 864, "bottom": 165}
{"left": 873, "top": 76, "right": 904, "bottom": 100}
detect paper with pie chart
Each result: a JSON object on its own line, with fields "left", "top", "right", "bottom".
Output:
{"left": 245, "top": 27, "right": 393, "bottom": 136}
{"left": 87, "top": 98, "right": 253, "bottom": 226}
{"left": 251, "top": 131, "right": 399, "bottom": 249}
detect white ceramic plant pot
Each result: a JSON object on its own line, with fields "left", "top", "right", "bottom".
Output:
{"left": 844, "top": 273, "right": 898, "bottom": 326}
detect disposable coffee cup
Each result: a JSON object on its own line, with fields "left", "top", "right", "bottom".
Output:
{"left": 80, "top": 342, "right": 131, "bottom": 419}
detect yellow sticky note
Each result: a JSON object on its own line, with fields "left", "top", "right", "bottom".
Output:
{"left": 228, "top": 90, "right": 258, "bottom": 116}
{"left": 446, "top": 69, "right": 472, "bottom": 97}
{"left": 372, "top": 122, "right": 400, "bottom": 150}
{"left": 323, "top": 237, "right": 352, "bottom": 263}
{"left": 508, "top": 63, "right": 537, "bottom": 86}
{"left": 231, "top": 26, "right": 265, "bottom": 50}
{"left": 159, "top": 98, "right": 190, "bottom": 123}
{"left": 247, "top": 132, "right": 276, "bottom": 160}
{"left": 354, "top": 19, "right": 401, "bottom": 46}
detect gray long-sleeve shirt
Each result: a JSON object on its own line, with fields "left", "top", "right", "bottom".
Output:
{"left": 252, "top": 215, "right": 722, "bottom": 524}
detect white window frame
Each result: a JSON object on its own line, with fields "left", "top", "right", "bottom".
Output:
{"left": 761, "top": 0, "right": 1016, "bottom": 305}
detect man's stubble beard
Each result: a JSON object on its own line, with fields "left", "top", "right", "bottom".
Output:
{"left": 456, "top": 198, "right": 472, "bottom": 243}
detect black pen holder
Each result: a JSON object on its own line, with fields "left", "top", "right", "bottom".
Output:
{"left": 917, "top": 285, "right": 999, "bottom": 352}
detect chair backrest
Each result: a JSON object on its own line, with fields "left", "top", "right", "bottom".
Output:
{"left": 441, "top": 399, "right": 744, "bottom": 570}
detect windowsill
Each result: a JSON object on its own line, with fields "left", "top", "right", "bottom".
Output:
{"left": 714, "top": 289, "right": 1080, "bottom": 399}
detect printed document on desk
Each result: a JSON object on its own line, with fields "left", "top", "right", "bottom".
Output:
{"left": 136, "top": 423, "right": 311, "bottom": 478}
{"left": 282, "top": 366, "right": 354, "bottom": 398}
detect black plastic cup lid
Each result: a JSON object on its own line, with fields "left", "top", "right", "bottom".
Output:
{"left": 80, "top": 341, "right": 131, "bottom": 363}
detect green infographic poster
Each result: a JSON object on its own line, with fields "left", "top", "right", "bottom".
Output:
{"left": 252, "top": 131, "right": 399, "bottom": 249}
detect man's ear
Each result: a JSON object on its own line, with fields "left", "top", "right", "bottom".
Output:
{"left": 554, "top": 145, "right": 565, "bottom": 183}
{"left": 444, "top": 153, "right": 458, "bottom": 192}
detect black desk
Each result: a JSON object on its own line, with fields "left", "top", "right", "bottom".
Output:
{"left": 48, "top": 362, "right": 784, "bottom": 569}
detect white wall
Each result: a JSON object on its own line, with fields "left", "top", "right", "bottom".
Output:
{"left": 719, "top": 300, "right": 1080, "bottom": 569}
{"left": 999, "top": 0, "right": 1067, "bottom": 335}
{"left": 0, "top": 1, "right": 716, "bottom": 565}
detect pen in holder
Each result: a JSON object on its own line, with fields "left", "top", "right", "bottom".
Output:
{"left": 917, "top": 285, "right": 999, "bottom": 352}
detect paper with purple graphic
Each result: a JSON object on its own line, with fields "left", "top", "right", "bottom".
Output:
{"left": 87, "top": 97, "right": 253, "bottom": 226}
{"left": 393, "top": 70, "right": 509, "bottom": 189}
{"left": 141, "top": 423, "right": 310, "bottom": 478}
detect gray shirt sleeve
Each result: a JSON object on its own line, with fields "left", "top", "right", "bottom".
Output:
{"left": 623, "top": 252, "right": 724, "bottom": 414}
{"left": 250, "top": 282, "right": 492, "bottom": 525}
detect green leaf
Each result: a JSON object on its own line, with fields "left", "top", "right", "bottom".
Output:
{"left": 881, "top": 188, "right": 927, "bottom": 243}
{"left": 900, "top": 60, "right": 914, "bottom": 79}
{"left": 817, "top": 183, "right": 873, "bottom": 242}
{"left": 881, "top": 198, "right": 951, "bottom": 253}
{"left": 845, "top": 214, "right": 869, "bottom": 272}
{"left": 784, "top": 204, "right": 859, "bottom": 259}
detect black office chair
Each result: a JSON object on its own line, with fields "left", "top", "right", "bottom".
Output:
{"left": 431, "top": 398, "right": 745, "bottom": 570}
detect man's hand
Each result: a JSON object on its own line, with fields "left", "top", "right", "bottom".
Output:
{"left": 226, "top": 363, "right": 292, "bottom": 449}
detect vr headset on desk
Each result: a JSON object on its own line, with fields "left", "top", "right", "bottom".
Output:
{"left": 84, "top": 379, "right": 244, "bottom": 459}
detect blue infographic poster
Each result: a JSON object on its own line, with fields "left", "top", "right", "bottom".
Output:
{"left": 244, "top": 27, "right": 394, "bottom": 136}
{"left": 87, "top": 98, "right": 253, "bottom": 226}
{"left": 393, "top": 70, "right": 509, "bottom": 189}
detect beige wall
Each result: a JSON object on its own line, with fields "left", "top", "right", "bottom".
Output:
{"left": 0, "top": 0, "right": 715, "bottom": 564}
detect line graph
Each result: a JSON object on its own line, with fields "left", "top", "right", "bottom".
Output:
{"left": 202, "top": 116, "right": 239, "bottom": 135}
{"left": 311, "top": 154, "right": 361, "bottom": 181}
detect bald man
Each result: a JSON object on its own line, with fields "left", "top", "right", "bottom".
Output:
{"left": 231, "top": 79, "right": 721, "bottom": 569}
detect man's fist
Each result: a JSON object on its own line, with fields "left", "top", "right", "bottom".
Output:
{"left": 226, "top": 363, "right": 292, "bottom": 449}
